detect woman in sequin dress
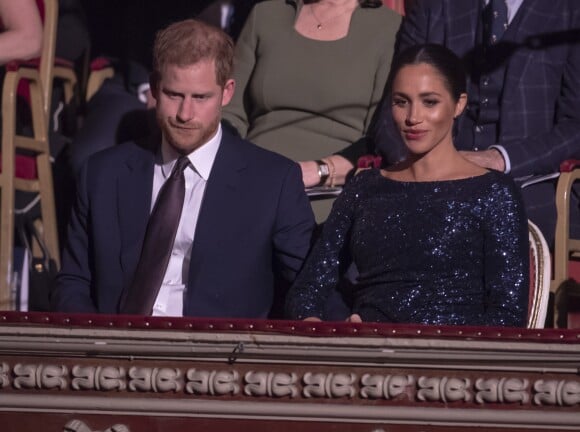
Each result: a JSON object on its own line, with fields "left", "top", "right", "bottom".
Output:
{"left": 285, "top": 44, "right": 529, "bottom": 327}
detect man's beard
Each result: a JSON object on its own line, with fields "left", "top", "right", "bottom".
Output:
{"left": 159, "top": 115, "right": 220, "bottom": 155}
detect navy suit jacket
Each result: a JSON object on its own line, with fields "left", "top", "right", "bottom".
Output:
{"left": 52, "top": 131, "right": 315, "bottom": 318}
{"left": 391, "top": 0, "right": 580, "bottom": 178}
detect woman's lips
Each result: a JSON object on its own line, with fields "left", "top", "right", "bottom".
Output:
{"left": 403, "top": 129, "right": 428, "bottom": 140}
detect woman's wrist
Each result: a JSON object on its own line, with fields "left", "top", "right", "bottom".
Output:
{"left": 315, "top": 160, "right": 330, "bottom": 186}
{"left": 299, "top": 155, "right": 355, "bottom": 188}
{"left": 325, "top": 155, "right": 354, "bottom": 186}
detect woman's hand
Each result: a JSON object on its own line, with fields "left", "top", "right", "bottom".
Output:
{"left": 303, "top": 316, "right": 322, "bottom": 322}
{"left": 299, "top": 155, "right": 355, "bottom": 188}
{"left": 299, "top": 161, "right": 322, "bottom": 188}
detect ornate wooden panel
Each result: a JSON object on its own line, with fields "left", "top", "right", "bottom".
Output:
{"left": 0, "top": 312, "right": 579, "bottom": 431}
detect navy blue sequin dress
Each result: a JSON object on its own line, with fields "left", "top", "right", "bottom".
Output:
{"left": 286, "top": 169, "right": 529, "bottom": 326}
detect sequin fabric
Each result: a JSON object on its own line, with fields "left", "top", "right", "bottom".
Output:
{"left": 286, "top": 169, "right": 529, "bottom": 326}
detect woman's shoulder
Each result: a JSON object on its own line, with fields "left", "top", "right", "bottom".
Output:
{"left": 246, "top": 0, "right": 296, "bottom": 30}
{"left": 479, "top": 170, "right": 519, "bottom": 189}
{"left": 353, "top": 167, "right": 382, "bottom": 181}
{"left": 357, "top": 4, "right": 403, "bottom": 29}
{"left": 475, "top": 170, "right": 524, "bottom": 205}
{"left": 351, "top": 5, "right": 401, "bottom": 51}
{"left": 344, "top": 167, "right": 379, "bottom": 188}
{"left": 251, "top": 0, "right": 293, "bottom": 15}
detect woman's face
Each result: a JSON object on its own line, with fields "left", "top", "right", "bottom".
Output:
{"left": 391, "top": 63, "right": 466, "bottom": 157}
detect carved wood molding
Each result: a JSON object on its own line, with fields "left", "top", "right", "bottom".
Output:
{"left": 64, "top": 419, "right": 129, "bottom": 432}
{"left": 1, "top": 361, "right": 579, "bottom": 408}
{"left": 0, "top": 319, "right": 579, "bottom": 429}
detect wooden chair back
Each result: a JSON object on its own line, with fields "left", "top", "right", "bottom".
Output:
{"left": 527, "top": 220, "right": 551, "bottom": 328}
{"left": 0, "top": 0, "right": 60, "bottom": 309}
{"left": 551, "top": 160, "right": 580, "bottom": 327}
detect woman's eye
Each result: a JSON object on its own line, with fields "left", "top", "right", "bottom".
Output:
{"left": 392, "top": 98, "right": 407, "bottom": 107}
{"left": 424, "top": 99, "right": 439, "bottom": 107}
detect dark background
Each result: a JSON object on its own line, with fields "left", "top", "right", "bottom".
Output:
{"left": 79, "top": 1, "right": 261, "bottom": 70}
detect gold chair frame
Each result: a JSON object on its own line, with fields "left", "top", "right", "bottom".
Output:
{"left": 527, "top": 220, "right": 551, "bottom": 328}
{"left": 0, "top": 0, "right": 60, "bottom": 309}
{"left": 551, "top": 161, "right": 580, "bottom": 327}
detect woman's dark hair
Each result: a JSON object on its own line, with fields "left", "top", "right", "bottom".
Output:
{"left": 387, "top": 44, "right": 467, "bottom": 101}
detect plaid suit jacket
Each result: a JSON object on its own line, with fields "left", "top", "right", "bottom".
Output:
{"left": 396, "top": 0, "right": 580, "bottom": 178}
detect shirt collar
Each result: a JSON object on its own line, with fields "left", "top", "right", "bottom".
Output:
{"left": 160, "top": 124, "right": 222, "bottom": 181}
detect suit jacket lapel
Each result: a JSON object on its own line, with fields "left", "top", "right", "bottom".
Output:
{"left": 186, "top": 133, "right": 247, "bottom": 289}
{"left": 118, "top": 139, "right": 156, "bottom": 283}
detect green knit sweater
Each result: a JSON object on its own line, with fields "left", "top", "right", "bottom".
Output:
{"left": 223, "top": 0, "right": 401, "bottom": 161}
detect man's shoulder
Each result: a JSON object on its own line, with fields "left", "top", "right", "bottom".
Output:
{"left": 87, "top": 135, "right": 156, "bottom": 170}
{"left": 223, "top": 132, "right": 298, "bottom": 171}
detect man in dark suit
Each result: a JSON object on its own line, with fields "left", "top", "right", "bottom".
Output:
{"left": 52, "top": 19, "right": 315, "bottom": 318}
{"left": 376, "top": 0, "right": 580, "bottom": 246}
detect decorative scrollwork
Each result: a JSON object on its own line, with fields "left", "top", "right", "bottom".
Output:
{"left": 475, "top": 378, "right": 529, "bottom": 404}
{"left": 360, "top": 374, "right": 414, "bottom": 400}
{"left": 13, "top": 364, "right": 68, "bottom": 390}
{"left": 244, "top": 371, "right": 298, "bottom": 398}
{"left": 303, "top": 372, "right": 356, "bottom": 398}
{"left": 534, "top": 380, "right": 580, "bottom": 406}
{"left": 13, "top": 364, "right": 39, "bottom": 389}
{"left": 71, "top": 366, "right": 96, "bottom": 390}
{"left": 417, "top": 376, "right": 471, "bottom": 403}
{"left": 185, "top": 369, "right": 240, "bottom": 396}
{"left": 128, "top": 367, "right": 182, "bottom": 393}
{"left": 0, "top": 362, "right": 9, "bottom": 388}
{"left": 94, "top": 366, "right": 127, "bottom": 391}
{"left": 64, "top": 419, "right": 130, "bottom": 432}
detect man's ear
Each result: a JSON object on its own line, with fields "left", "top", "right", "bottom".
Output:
{"left": 221, "top": 78, "right": 235, "bottom": 106}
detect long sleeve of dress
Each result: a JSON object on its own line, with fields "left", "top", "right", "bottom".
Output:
{"left": 285, "top": 172, "right": 363, "bottom": 319}
{"left": 477, "top": 177, "right": 530, "bottom": 327}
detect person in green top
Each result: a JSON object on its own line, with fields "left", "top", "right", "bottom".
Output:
{"left": 222, "top": 0, "right": 401, "bottom": 222}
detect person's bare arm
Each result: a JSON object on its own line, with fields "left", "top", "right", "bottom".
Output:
{"left": 0, "top": 0, "right": 42, "bottom": 65}
{"left": 299, "top": 155, "right": 355, "bottom": 188}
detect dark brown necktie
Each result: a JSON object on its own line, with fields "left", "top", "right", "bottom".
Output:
{"left": 119, "top": 156, "right": 190, "bottom": 315}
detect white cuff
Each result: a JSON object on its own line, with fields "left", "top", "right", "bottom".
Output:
{"left": 489, "top": 144, "right": 511, "bottom": 174}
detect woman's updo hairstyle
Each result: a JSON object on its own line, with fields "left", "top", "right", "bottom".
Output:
{"left": 387, "top": 43, "right": 467, "bottom": 101}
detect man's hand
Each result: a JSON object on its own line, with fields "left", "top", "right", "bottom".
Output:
{"left": 459, "top": 148, "right": 506, "bottom": 172}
